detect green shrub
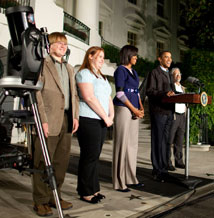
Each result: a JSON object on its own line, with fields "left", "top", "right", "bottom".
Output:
{"left": 181, "top": 49, "right": 214, "bottom": 144}
{"left": 102, "top": 44, "right": 120, "bottom": 65}
{"left": 133, "top": 57, "right": 158, "bottom": 77}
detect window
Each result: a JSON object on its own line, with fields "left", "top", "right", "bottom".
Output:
{"left": 156, "top": 41, "right": 164, "bottom": 58}
{"left": 157, "top": 0, "right": 164, "bottom": 17}
{"left": 128, "top": 0, "right": 137, "bottom": 5}
{"left": 128, "top": 31, "right": 137, "bottom": 46}
{"left": 99, "top": 21, "right": 103, "bottom": 36}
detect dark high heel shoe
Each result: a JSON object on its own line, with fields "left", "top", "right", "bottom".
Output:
{"left": 116, "top": 188, "right": 131, "bottom": 192}
{"left": 127, "top": 183, "right": 145, "bottom": 188}
{"left": 80, "top": 196, "right": 100, "bottom": 204}
{"left": 94, "top": 193, "right": 106, "bottom": 200}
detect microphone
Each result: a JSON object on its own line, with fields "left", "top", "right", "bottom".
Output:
{"left": 186, "top": 76, "right": 204, "bottom": 87}
{"left": 65, "top": 48, "right": 70, "bottom": 62}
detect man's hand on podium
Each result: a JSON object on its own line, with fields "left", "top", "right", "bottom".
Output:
{"left": 166, "top": 91, "right": 175, "bottom": 97}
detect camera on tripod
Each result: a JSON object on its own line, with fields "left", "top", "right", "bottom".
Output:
{"left": 0, "top": 6, "right": 66, "bottom": 217}
{"left": 0, "top": 5, "right": 49, "bottom": 171}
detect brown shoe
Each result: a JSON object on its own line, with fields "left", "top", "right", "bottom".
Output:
{"left": 33, "top": 204, "right": 53, "bottom": 216}
{"left": 49, "top": 199, "right": 73, "bottom": 210}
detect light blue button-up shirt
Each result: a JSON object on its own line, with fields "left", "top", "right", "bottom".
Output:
{"left": 76, "top": 68, "right": 112, "bottom": 120}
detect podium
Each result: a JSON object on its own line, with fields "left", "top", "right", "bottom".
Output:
{"left": 162, "top": 93, "right": 212, "bottom": 104}
{"left": 163, "top": 93, "right": 212, "bottom": 189}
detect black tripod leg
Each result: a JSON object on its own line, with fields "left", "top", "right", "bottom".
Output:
{"left": 0, "top": 89, "right": 7, "bottom": 106}
{"left": 27, "top": 92, "right": 64, "bottom": 218}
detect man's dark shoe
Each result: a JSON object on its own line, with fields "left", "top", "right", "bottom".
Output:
{"left": 33, "top": 204, "right": 53, "bottom": 216}
{"left": 175, "top": 163, "right": 185, "bottom": 169}
{"left": 49, "top": 199, "right": 73, "bottom": 210}
{"left": 60, "top": 199, "right": 73, "bottom": 210}
{"left": 153, "top": 174, "right": 165, "bottom": 183}
{"left": 167, "top": 165, "right": 176, "bottom": 171}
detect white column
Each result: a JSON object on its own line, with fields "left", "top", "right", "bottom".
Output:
{"left": 75, "top": 0, "right": 101, "bottom": 46}
{"left": 64, "top": 0, "right": 74, "bottom": 15}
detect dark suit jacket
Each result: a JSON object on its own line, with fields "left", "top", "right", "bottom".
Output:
{"left": 36, "top": 55, "right": 79, "bottom": 136}
{"left": 146, "top": 66, "right": 175, "bottom": 115}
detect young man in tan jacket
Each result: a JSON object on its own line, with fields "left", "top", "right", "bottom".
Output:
{"left": 32, "top": 32, "right": 79, "bottom": 216}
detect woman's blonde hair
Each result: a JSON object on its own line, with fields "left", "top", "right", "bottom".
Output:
{"left": 78, "top": 46, "right": 106, "bottom": 79}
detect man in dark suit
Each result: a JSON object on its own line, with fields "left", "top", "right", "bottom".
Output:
{"left": 146, "top": 51, "right": 175, "bottom": 182}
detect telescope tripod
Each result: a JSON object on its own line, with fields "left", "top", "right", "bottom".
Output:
{"left": 0, "top": 77, "right": 64, "bottom": 218}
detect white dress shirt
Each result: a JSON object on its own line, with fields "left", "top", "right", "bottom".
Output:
{"left": 175, "top": 83, "right": 186, "bottom": 114}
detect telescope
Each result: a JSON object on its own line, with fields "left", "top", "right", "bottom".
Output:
{"left": 6, "top": 6, "right": 49, "bottom": 84}
{"left": 0, "top": 6, "right": 64, "bottom": 218}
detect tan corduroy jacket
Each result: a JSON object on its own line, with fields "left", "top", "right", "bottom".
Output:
{"left": 36, "top": 55, "right": 79, "bottom": 136}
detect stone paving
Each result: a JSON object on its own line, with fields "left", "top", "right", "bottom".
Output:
{"left": 0, "top": 132, "right": 214, "bottom": 218}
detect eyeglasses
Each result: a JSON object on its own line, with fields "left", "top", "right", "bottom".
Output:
{"left": 175, "top": 73, "right": 182, "bottom": 76}
{"left": 53, "top": 41, "right": 68, "bottom": 46}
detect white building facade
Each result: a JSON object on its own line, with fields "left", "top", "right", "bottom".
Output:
{"left": 99, "top": 0, "right": 188, "bottom": 62}
{"left": 0, "top": 0, "right": 188, "bottom": 143}
{"left": 0, "top": 0, "right": 188, "bottom": 76}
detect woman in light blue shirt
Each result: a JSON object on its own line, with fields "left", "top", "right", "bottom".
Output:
{"left": 75, "top": 46, "right": 114, "bottom": 204}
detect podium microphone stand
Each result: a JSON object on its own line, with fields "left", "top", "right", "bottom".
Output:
{"left": 182, "top": 103, "right": 202, "bottom": 189}
{"left": 163, "top": 93, "right": 212, "bottom": 189}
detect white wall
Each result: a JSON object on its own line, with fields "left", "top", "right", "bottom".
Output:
{"left": 0, "top": 13, "right": 11, "bottom": 49}
{"left": 67, "top": 36, "right": 89, "bottom": 67}
{"left": 33, "top": 0, "right": 64, "bottom": 33}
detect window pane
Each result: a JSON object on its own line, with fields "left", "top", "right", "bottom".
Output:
{"left": 156, "top": 42, "right": 164, "bottom": 58}
{"left": 157, "top": 0, "right": 164, "bottom": 17}
{"left": 128, "top": 31, "right": 137, "bottom": 46}
{"left": 157, "top": 0, "right": 164, "bottom": 4}
{"left": 128, "top": 0, "right": 137, "bottom": 5}
{"left": 99, "top": 21, "right": 103, "bottom": 36}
